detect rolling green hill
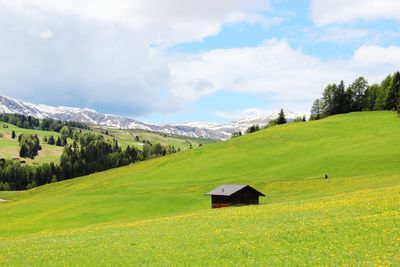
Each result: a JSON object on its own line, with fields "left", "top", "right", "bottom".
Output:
{"left": 0, "top": 111, "right": 399, "bottom": 265}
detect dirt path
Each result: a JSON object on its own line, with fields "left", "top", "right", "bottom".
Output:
{"left": 0, "top": 199, "right": 8, "bottom": 202}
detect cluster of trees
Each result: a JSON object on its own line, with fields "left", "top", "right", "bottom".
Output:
{"left": 0, "top": 160, "right": 62, "bottom": 190}
{"left": 18, "top": 134, "right": 42, "bottom": 159}
{"left": 0, "top": 114, "right": 39, "bottom": 129}
{"left": 44, "top": 135, "right": 68, "bottom": 147}
{"left": 246, "top": 125, "right": 260, "bottom": 134}
{"left": 0, "top": 131, "right": 178, "bottom": 191}
{"left": 0, "top": 114, "right": 89, "bottom": 132}
{"left": 60, "top": 133, "right": 134, "bottom": 178}
{"left": 310, "top": 72, "right": 400, "bottom": 120}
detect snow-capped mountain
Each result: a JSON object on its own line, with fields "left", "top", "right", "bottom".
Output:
{"left": 177, "top": 111, "right": 302, "bottom": 137}
{"left": 0, "top": 95, "right": 302, "bottom": 140}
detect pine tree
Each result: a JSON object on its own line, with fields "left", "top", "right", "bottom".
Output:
{"left": 321, "top": 84, "right": 335, "bottom": 116}
{"left": 310, "top": 99, "right": 322, "bottom": 120}
{"left": 277, "top": 109, "right": 287, "bottom": 125}
{"left": 48, "top": 135, "right": 55, "bottom": 145}
{"left": 390, "top": 72, "right": 400, "bottom": 113}
{"left": 11, "top": 131, "right": 16, "bottom": 139}
{"left": 348, "top": 77, "right": 368, "bottom": 111}
{"left": 384, "top": 72, "right": 400, "bottom": 110}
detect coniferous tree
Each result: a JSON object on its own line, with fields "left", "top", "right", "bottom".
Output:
{"left": 56, "top": 137, "right": 62, "bottom": 146}
{"left": 277, "top": 109, "right": 287, "bottom": 125}
{"left": 11, "top": 131, "right": 16, "bottom": 139}
{"left": 384, "top": 73, "right": 398, "bottom": 110}
{"left": 246, "top": 125, "right": 260, "bottom": 133}
{"left": 310, "top": 99, "right": 322, "bottom": 120}
{"left": 389, "top": 72, "right": 400, "bottom": 112}
{"left": 60, "top": 126, "right": 70, "bottom": 140}
{"left": 321, "top": 84, "right": 335, "bottom": 116}
{"left": 48, "top": 135, "right": 55, "bottom": 145}
{"left": 332, "top": 81, "right": 347, "bottom": 114}
{"left": 365, "top": 84, "right": 380, "bottom": 110}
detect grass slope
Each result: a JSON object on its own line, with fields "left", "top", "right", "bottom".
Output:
{"left": 91, "top": 126, "right": 217, "bottom": 150}
{"left": 0, "top": 122, "right": 63, "bottom": 164}
{"left": 0, "top": 111, "right": 399, "bottom": 265}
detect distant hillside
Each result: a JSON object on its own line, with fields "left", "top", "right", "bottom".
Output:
{"left": 0, "top": 95, "right": 302, "bottom": 140}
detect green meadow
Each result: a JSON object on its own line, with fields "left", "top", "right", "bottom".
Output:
{"left": 0, "top": 111, "right": 399, "bottom": 265}
{"left": 0, "top": 122, "right": 63, "bottom": 164}
{"left": 91, "top": 126, "right": 216, "bottom": 150}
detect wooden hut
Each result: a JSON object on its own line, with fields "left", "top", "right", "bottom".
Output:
{"left": 205, "top": 184, "right": 265, "bottom": 208}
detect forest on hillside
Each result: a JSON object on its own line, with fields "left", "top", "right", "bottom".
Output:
{"left": 310, "top": 71, "right": 400, "bottom": 120}
{"left": 0, "top": 118, "right": 179, "bottom": 191}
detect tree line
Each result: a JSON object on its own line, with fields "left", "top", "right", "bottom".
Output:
{"left": 0, "top": 113, "right": 89, "bottom": 132}
{"left": 0, "top": 113, "right": 185, "bottom": 190}
{"left": 310, "top": 71, "right": 400, "bottom": 120}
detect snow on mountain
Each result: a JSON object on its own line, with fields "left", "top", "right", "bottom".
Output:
{"left": 177, "top": 111, "right": 302, "bottom": 136}
{"left": 0, "top": 95, "right": 303, "bottom": 140}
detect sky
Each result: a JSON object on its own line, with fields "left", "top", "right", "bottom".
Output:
{"left": 0, "top": 0, "right": 400, "bottom": 124}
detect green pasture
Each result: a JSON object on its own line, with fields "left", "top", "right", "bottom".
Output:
{"left": 0, "top": 123, "right": 63, "bottom": 164}
{"left": 0, "top": 111, "right": 399, "bottom": 265}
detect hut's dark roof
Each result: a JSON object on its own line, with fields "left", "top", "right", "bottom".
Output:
{"left": 206, "top": 184, "right": 265, "bottom": 196}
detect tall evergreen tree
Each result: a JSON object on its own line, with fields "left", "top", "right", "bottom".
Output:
{"left": 277, "top": 109, "right": 287, "bottom": 125}
{"left": 11, "top": 131, "right": 16, "bottom": 139}
{"left": 365, "top": 84, "right": 380, "bottom": 111}
{"left": 347, "top": 77, "right": 368, "bottom": 111}
{"left": 332, "top": 81, "right": 347, "bottom": 114}
{"left": 48, "top": 135, "right": 55, "bottom": 145}
{"left": 389, "top": 72, "right": 400, "bottom": 112}
{"left": 321, "top": 84, "right": 336, "bottom": 116}
{"left": 56, "top": 137, "right": 62, "bottom": 146}
{"left": 384, "top": 74, "right": 398, "bottom": 110}
{"left": 310, "top": 99, "right": 322, "bottom": 120}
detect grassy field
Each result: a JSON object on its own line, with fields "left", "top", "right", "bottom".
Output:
{"left": 0, "top": 111, "right": 399, "bottom": 265}
{"left": 0, "top": 123, "right": 63, "bottom": 164}
{"left": 91, "top": 126, "right": 217, "bottom": 150}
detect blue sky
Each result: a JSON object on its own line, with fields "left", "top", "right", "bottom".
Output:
{"left": 1, "top": 0, "right": 400, "bottom": 123}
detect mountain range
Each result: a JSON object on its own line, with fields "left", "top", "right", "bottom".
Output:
{"left": 0, "top": 95, "right": 302, "bottom": 140}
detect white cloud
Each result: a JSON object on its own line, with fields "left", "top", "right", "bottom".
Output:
{"left": 311, "top": 0, "right": 400, "bottom": 25}
{"left": 351, "top": 45, "right": 400, "bottom": 65}
{"left": 0, "top": 0, "right": 269, "bottom": 115}
{"left": 39, "top": 30, "right": 53, "bottom": 39}
{"left": 1, "top": 0, "right": 269, "bottom": 45}
{"left": 214, "top": 108, "right": 276, "bottom": 121}
{"left": 306, "top": 27, "right": 370, "bottom": 43}
{"left": 170, "top": 39, "right": 400, "bottom": 113}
